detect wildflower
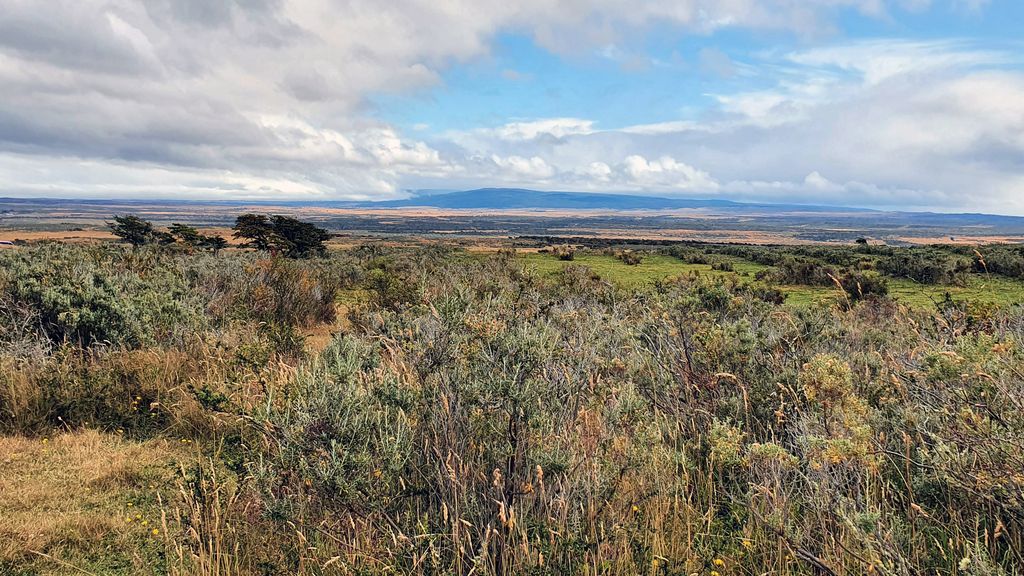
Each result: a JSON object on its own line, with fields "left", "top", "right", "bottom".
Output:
{"left": 151, "top": 528, "right": 160, "bottom": 536}
{"left": 741, "top": 539, "right": 753, "bottom": 550}
{"left": 711, "top": 571, "right": 721, "bottom": 576}
{"left": 141, "top": 520, "right": 148, "bottom": 526}
{"left": 713, "top": 558, "right": 725, "bottom": 567}
{"left": 41, "top": 438, "right": 49, "bottom": 444}
{"left": 125, "top": 517, "right": 133, "bottom": 523}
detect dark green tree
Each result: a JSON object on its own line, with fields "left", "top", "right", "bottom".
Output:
{"left": 108, "top": 215, "right": 155, "bottom": 247}
{"left": 232, "top": 214, "right": 277, "bottom": 251}
{"left": 169, "top": 223, "right": 202, "bottom": 246}
{"left": 232, "top": 214, "right": 329, "bottom": 258}
{"left": 153, "top": 231, "right": 177, "bottom": 246}
{"left": 270, "top": 215, "right": 330, "bottom": 258}
{"left": 200, "top": 234, "right": 229, "bottom": 256}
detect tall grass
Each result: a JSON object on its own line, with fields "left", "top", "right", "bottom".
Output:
{"left": 3, "top": 243, "right": 1022, "bottom": 575}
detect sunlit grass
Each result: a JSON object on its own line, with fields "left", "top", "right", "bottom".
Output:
{"left": 518, "top": 251, "right": 1024, "bottom": 309}
{"left": 518, "top": 252, "right": 769, "bottom": 286}
{"left": 0, "top": 430, "right": 193, "bottom": 575}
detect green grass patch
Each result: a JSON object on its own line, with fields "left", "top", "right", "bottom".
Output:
{"left": 517, "top": 251, "right": 1024, "bottom": 310}
{"left": 518, "top": 252, "right": 768, "bottom": 287}
{"left": 889, "top": 275, "right": 1024, "bottom": 309}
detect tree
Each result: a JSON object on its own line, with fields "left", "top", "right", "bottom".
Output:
{"left": 169, "top": 223, "right": 202, "bottom": 246}
{"left": 232, "top": 213, "right": 329, "bottom": 258}
{"left": 232, "top": 214, "right": 277, "bottom": 251}
{"left": 108, "top": 215, "right": 155, "bottom": 247}
{"left": 153, "top": 231, "right": 177, "bottom": 245}
{"left": 270, "top": 215, "right": 330, "bottom": 258}
{"left": 200, "top": 234, "right": 228, "bottom": 256}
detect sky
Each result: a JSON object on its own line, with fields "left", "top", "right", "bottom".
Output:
{"left": 0, "top": 0, "right": 1022, "bottom": 213}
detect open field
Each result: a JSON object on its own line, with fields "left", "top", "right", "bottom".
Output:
{"left": 5, "top": 197, "right": 1024, "bottom": 246}
{"left": 513, "top": 251, "right": 1024, "bottom": 309}
{"left": 2, "top": 221, "right": 1024, "bottom": 575}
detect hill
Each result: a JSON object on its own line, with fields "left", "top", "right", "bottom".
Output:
{"left": 372, "top": 188, "right": 744, "bottom": 210}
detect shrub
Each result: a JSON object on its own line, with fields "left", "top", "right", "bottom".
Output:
{"left": 552, "top": 244, "right": 576, "bottom": 261}
{"left": 800, "top": 353, "right": 854, "bottom": 410}
{"left": 839, "top": 271, "right": 889, "bottom": 302}
{"left": 0, "top": 244, "right": 205, "bottom": 348}
{"left": 616, "top": 250, "right": 643, "bottom": 265}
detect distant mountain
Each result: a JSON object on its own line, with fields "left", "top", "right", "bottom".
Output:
{"left": 372, "top": 188, "right": 744, "bottom": 210}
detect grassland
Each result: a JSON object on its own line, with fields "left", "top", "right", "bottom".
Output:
{"left": 2, "top": 234, "right": 1024, "bottom": 575}
{"left": 518, "top": 252, "right": 768, "bottom": 284}
{"left": 0, "top": 431, "right": 192, "bottom": 575}
{"left": 516, "top": 251, "right": 1024, "bottom": 309}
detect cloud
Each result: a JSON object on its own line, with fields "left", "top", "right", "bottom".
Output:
{"left": 0, "top": 0, "right": 1017, "bottom": 211}
{"left": 621, "top": 155, "right": 718, "bottom": 190}
{"left": 489, "top": 154, "right": 555, "bottom": 179}
{"left": 698, "top": 47, "right": 737, "bottom": 78}
{"left": 420, "top": 38, "right": 1024, "bottom": 213}
{"left": 491, "top": 118, "right": 596, "bottom": 141}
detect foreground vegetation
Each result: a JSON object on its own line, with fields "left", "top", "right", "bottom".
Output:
{"left": 2, "top": 237, "right": 1024, "bottom": 575}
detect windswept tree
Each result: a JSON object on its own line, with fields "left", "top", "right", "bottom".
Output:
{"left": 200, "top": 234, "right": 229, "bottom": 256}
{"left": 232, "top": 214, "right": 277, "bottom": 251}
{"left": 232, "top": 213, "right": 329, "bottom": 258}
{"left": 169, "top": 223, "right": 202, "bottom": 246}
{"left": 108, "top": 215, "right": 155, "bottom": 247}
{"left": 270, "top": 215, "right": 330, "bottom": 258}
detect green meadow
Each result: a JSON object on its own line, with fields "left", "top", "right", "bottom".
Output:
{"left": 517, "top": 250, "right": 1024, "bottom": 309}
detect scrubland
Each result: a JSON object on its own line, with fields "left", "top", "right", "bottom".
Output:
{"left": 2, "top": 240, "right": 1024, "bottom": 575}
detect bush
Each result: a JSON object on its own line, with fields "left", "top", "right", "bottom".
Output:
{"left": 616, "top": 250, "right": 643, "bottom": 265}
{"left": 0, "top": 244, "right": 205, "bottom": 348}
{"left": 839, "top": 271, "right": 889, "bottom": 302}
{"left": 552, "top": 245, "right": 576, "bottom": 261}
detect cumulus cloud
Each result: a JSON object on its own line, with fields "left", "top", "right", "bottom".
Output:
{"left": 489, "top": 154, "right": 556, "bottom": 179}
{"left": 425, "top": 38, "right": 1024, "bottom": 213}
{"left": 621, "top": 155, "right": 718, "bottom": 190}
{"left": 0, "top": 0, "right": 1018, "bottom": 211}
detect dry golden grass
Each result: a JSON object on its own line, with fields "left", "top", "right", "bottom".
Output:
{"left": 0, "top": 430, "right": 194, "bottom": 575}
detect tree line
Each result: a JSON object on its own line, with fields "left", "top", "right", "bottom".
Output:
{"left": 108, "top": 213, "right": 330, "bottom": 258}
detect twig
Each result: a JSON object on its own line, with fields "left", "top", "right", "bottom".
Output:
{"left": 29, "top": 550, "right": 99, "bottom": 576}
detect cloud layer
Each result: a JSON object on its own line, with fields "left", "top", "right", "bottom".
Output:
{"left": 0, "top": 0, "right": 1020, "bottom": 212}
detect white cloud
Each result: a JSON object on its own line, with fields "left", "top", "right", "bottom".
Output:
{"left": 490, "top": 155, "right": 556, "bottom": 179}
{"left": 420, "top": 38, "right": 1024, "bottom": 212}
{"left": 621, "top": 155, "right": 718, "bottom": 190}
{"left": 492, "top": 118, "right": 596, "bottom": 141}
{"left": 0, "top": 0, "right": 1019, "bottom": 211}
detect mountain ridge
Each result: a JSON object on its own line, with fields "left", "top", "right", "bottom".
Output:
{"left": 364, "top": 188, "right": 876, "bottom": 213}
